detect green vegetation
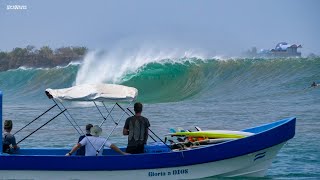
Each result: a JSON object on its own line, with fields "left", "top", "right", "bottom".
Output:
{"left": 0, "top": 45, "right": 88, "bottom": 71}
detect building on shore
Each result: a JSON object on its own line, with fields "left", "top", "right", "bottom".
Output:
{"left": 245, "top": 42, "right": 302, "bottom": 58}
{"left": 268, "top": 42, "right": 302, "bottom": 57}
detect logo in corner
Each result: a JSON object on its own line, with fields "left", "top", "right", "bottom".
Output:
{"left": 7, "top": 5, "right": 28, "bottom": 10}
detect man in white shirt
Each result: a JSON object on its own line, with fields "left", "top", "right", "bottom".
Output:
{"left": 66, "top": 125, "right": 128, "bottom": 156}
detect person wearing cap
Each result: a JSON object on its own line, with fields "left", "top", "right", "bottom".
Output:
{"left": 123, "top": 102, "right": 150, "bottom": 154}
{"left": 76, "top": 124, "right": 93, "bottom": 156}
{"left": 66, "top": 125, "right": 128, "bottom": 156}
{"left": 2, "top": 120, "right": 20, "bottom": 153}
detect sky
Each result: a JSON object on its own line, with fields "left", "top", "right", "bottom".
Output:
{"left": 0, "top": 0, "right": 319, "bottom": 56}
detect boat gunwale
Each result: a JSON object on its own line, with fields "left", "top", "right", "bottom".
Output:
{"left": 0, "top": 117, "right": 296, "bottom": 171}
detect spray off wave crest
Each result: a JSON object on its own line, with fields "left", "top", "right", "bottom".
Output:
{"left": 75, "top": 48, "right": 210, "bottom": 85}
{"left": 74, "top": 48, "right": 212, "bottom": 102}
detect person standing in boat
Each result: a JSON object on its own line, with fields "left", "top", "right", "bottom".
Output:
{"left": 2, "top": 120, "right": 20, "bottom": 153}
{"left": 66, "top": 125, "right": 127, "bottom": 156}
{"left": 123, "top": 102, "right": 150, "bottom": 154}
{"left": 76, "top": 123, "right": 93, "bottom": 156}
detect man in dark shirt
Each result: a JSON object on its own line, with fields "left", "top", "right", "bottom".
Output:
{"left": 76, "top": 124, "right": 93, "bottom": 156}
{"left": 123, "top": 102, "right": 150, "bottom": 154}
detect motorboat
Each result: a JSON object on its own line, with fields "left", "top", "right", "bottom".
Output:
{"left": 0, "top": 84, "right": 296, "bottom": 179}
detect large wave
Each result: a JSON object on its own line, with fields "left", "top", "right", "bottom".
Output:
{"left": 1, "top": 56, "right": 319, "bottom": 103}
{"left": 75, "top": 48, "right": 209, "bottom": 85}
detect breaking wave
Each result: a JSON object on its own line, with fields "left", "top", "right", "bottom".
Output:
{"left": 0, "top": 54, "right": 319, "bottom": 103}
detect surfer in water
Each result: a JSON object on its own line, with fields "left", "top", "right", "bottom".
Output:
{"left": 311, "top": 81, "right": 318, "bottom": 88}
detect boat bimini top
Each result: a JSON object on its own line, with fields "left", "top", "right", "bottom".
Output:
{"left": 45, "top": 84, "right": 138, "bottom": 102}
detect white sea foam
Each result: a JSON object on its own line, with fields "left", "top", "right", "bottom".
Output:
{"left": 10, "top": 61, "right": 81, "bottom": 71}
{"left": 12, "top": 66, "right": 49, "bottom": 71}
{"left": 17, "top": 66, "right": 33, "bottom": 70}
{"left": 75, "top": 45, "right": 210, "bottom": 85}
{"left": 55, "top": 61, "right": 81, "bottom": 69}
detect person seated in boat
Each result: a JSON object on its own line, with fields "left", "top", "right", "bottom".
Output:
{"left": 123, "top": 102, "right": 150, "bottom": 154}
{"left": 2, "top": 120, "right": 20, "bottom": 154}
{"left": 66, "top": 125, "right": 128, "bottom": 156}
{"left": 76, "top": 123, "right": 93, "bottom": 156}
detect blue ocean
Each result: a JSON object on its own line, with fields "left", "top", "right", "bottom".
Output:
{"left": 1, "top": 54, "right": 319, "bottom": 179}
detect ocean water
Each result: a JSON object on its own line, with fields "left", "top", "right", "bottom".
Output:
{"left": 0, "top": 56, "right": 320, "bottom": 179}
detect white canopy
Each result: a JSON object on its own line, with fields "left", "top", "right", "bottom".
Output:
{"left": 45, "top": 84, "right": 138, "bottom": 102}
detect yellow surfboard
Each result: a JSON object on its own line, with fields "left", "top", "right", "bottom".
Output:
{"left": 169, "top": 130, "right": 253, "bottom": 139}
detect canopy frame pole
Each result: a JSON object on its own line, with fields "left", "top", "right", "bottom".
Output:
{"left": 147, "top": 132, "right": 157, "bottom": 142}
{"left": 46, "top": 91, "right": 82, "bottom": 135}
{"left": 53, "top": 99, "right": 99, "bottom": 153}
{"left": 102, "top": 102, "right": 117, "bottom": 126}
{"left": 96, "top": 101, "right": 133, "bottom": 156}
{"left": 17, "top": 109, "right": 66, "bottom": 144}
{"left": 14, "top": 104, "right": 57, "bottom": 136}
{"left": 126, "top": 107, "right": 171, "bottom": 150}
{"left": 52, "top": 99, "right": 82, "bottom": 135}
{"left": 93, "top": 101, "right": 117, "bottom": 126}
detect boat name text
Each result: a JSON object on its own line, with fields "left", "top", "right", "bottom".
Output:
{"left": 148, "top": 169, "right": 189, "bottom": 177}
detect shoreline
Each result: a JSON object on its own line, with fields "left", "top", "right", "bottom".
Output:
{"left": 0, "top": 45, "right": 87, "bottom": 71}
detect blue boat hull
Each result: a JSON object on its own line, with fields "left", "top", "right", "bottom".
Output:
{"left": 0, "top": 117, "right": 296, "bottom": 172}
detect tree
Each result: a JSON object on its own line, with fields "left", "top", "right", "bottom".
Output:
{"left": 72, "top": 46, "right": 88, "bottom": 56}
{"left": 9, "top": 47, "right": 28, "bottom": 58}
{"left": 26, "top": 45, "right": 35, "bottom": 55}
{"left": 39, "top": 46, "right": 53, "bottom": 58}
{"left": 54, "top": 47, "right": 73, "bottom": 57}
{"left": 0, "top": 51, "right": 8, "bottom": 59}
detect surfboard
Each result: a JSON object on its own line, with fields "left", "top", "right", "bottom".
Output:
{"left": 168, "top": 130, "right": 254, "bottom": 139}
{"left": 196, "top": 138, "right": 238, "bottom": 144}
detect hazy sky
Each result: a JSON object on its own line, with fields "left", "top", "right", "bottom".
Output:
{"left": 1, "top": 0, "right": 319, "bottom": 56}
